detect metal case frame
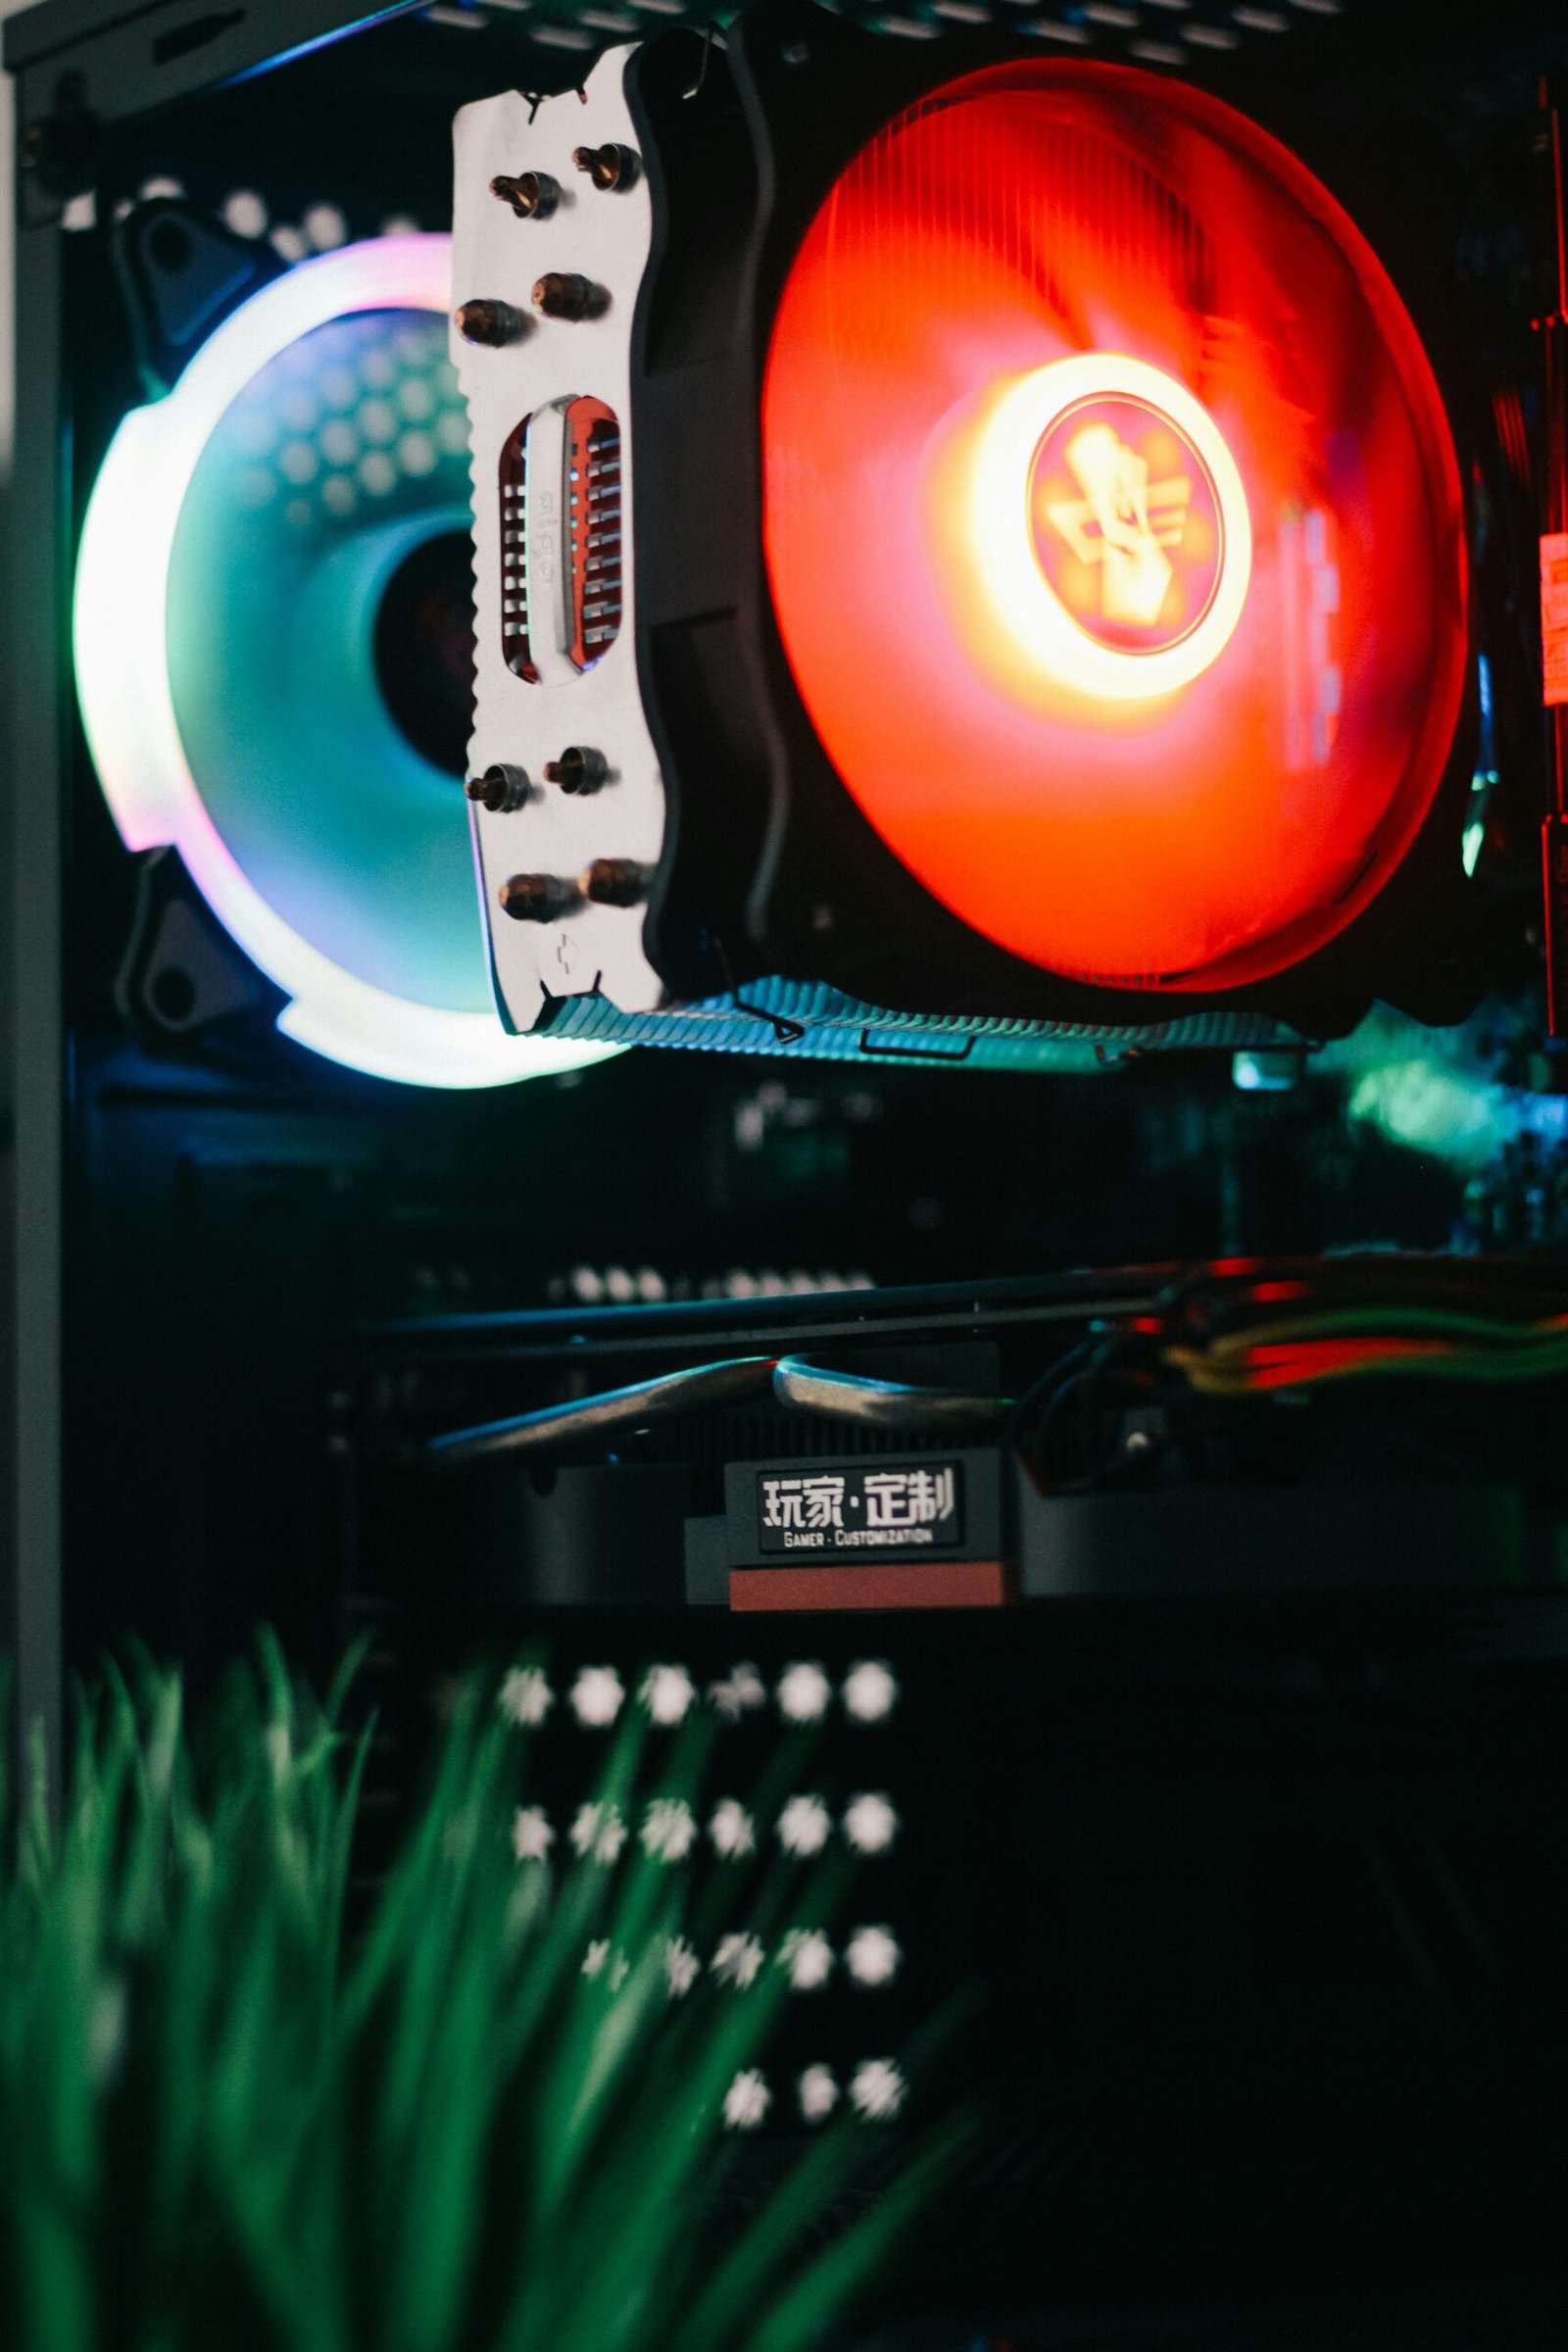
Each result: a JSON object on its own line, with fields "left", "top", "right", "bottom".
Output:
{"left": 3, "top": 0, "right": 438, "bottom": 1767}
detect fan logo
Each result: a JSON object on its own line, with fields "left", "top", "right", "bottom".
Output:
{"left": 1030, "top": 394, "right": 1226, "bottom": 658}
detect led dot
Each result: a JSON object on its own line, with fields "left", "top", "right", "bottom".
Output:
{"left": 278, "top": 386, "right": 318, "bottom": 432}
{"left": 358, "top": 398, "right": 398, "bottom": 448}
{"left": 138, "top": 174, "right": 184, "bottom": 202}
{"left": 432, "top": 358, "right": 461, "bottom": 400}
{"left": 799, "top": 2064, "right": 840, "bottom": 2125}
{"left": 664, "top": 1936, "right": 701, "bottom": 1998}
{"left": 399, "top": 374, "right": 437, "bottom": 423}
{"left": 641, "top": 1797, "right": 698, "bottom": 1863}
{"left": 570, "top": 1265, "right": 605, "bottom": 1303}
{"left": 396, "top": 427, "right": 436, "bottom": 481}
{"left": 777, "top": 1661, "right": 833, "bottom": 1724}
{"left": 320, "top": 365, "right": 359, "bottom": 412}
{"left": 395, "top": 323, "right": 434, "bottom": 367}
{"left": 320, "top": 473, "right": 357, "bottom": 518}
{"left": 723, "top": 2069, "right": 771, "bottom": 2130}
{"left": 708, "top": 1798, "right": 757, "bottom": 1859}
{"left": 435, "top": 408, "right": 469, "bottom": 457}
{"left": 569, "top": 1800, "right": 627, "bottom": 1863}
{"left": 711, "top": 1934, "right": 766, "bottom": 1990}
{"left": 230, "top": 410, "right": 277, "bottom": 461}
{"left": 511, "top": 1804, "right": 554, "bottom": 1862}
{"left": 270, "top": 224, "right": 308, "bottom": 264}
{"left": 222, "top": 189, "right": 269, "bottom": 238}
{"left": 361, "top": 346, "right": 397, "bottom": 391}
{"left": 358, "top": 451, "right": 397, "bottom": 498}
{"left": 304, "top": 202, "right": 349, "bottom": 252}
{"left": 777, "top": 1794, "right": 833, "bottom": 1858}
{"left": 380, "top": 213, "right": 421, "bottom": 237}
{"left": 843, "top": 1660, "right": 899, "bottom": 1724}
{"left": 843, "top": 1792, "right": 900, "bottom": 1855}
{"left": 283, "top": 497, "right": 314, "bottom": 532}
{"left": 604, "top": 1265, "right": 637, "bottom": 1303}
{"left": 780, "top": 1929, "right": 836, "bottom": 1991}
{"left": 279, "top": 440, "right": 318, "bottom": 486}
{"left": 319, "top": 417, "right": 359, "bottom": 466}
{"left": 638, "top": 1663, "right": 697, "bottom": 1726}
{"left": 708, "top": 1664, "right": 766, "bottom": 1723}
{"left": 498, "top": 1664, "right": 554, "bottom": 1728}
{"left": 849, "top": 2057, "right": 906, "bottom": 2122}
{"left": 845, "top": 1925, "right": 903, "bottom": 1988}
{"left": 568, "top": 1665, "right": 625, "bottom": 1728}
{"left": 235, "top": 466, "right": 276, "bottom": 510}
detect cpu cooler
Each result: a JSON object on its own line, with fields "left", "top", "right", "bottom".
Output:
{"left": 67, "top": 1, "right": 1496, "bottom": 1085}
{"left": 453, "top": 0, "right": 1479, "bottom": 1068}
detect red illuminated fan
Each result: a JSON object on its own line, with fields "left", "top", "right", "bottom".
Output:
{"left": 759, "top": 60, "right": 1469, "bottom": 995}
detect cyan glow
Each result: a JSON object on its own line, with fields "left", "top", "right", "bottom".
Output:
{"left": 1464, "top": 653, "right": 1497, "bottom": 879}
{"left": 1328, "top": 1006, "right": 1568, "bottom": 1175}
{"left": 1232, "top": 1051, "right": 1300, "bottom": 1094}
{"left": 74, "top": 234, "right": 620, "bottom": 1090}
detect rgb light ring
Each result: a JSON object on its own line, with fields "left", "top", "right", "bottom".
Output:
{"left": 74, "top": 234, "right": 618, "bottom": 1089}
{"left": 971, "top": 353, "right": 1252, "bottom": 702}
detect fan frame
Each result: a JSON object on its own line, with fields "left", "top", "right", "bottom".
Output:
{"left": 626, "top": 0, "right": 1479, "bottom": 1037}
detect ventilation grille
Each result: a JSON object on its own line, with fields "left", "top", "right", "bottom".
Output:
{"left": 500, "top": 415, "right": 536, "bottom": 683}
{"left": 570, "top": 401, "right": 623, "bottom": 668}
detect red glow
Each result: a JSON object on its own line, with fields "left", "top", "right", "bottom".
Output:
{"left": 1238, "top": 1338, "right": 1453, "bottom": 1388}
{"left": 761, "top": 64, "right": 1468, "bottom": 991}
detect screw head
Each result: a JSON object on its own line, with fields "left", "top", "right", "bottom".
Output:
{"left": 543, "top": 747, "right": 608, "bottom": 795}
{"left": 466, "top": 764, "right": 528, "bottom": 813}
{"left": 531, "top": 271, "right": 608, "bottom": 323}
{"left": 581, "top": 858, "right": 652, "bottom": 908}
{"left": 500, "top": 873, "right": 578, "bottom": 923}
{"left": 490, "top": 171, "right": 560, "bottom": 220}
{"left": 454, "top": 299, "right": 527, "bottom": 348}
{"left": 572, "top": 142, "right": 639, "bottom": 192}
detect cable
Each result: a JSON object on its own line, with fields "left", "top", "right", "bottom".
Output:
{"left": 1162, "top": 1298, "right": 1568, "bottom": 1396}
{"left": 771, "top": 1357, "right": 1009, "bottom": 1431}
{"left": 1170, "top": 1335, "right": 1568, "bottom": 1396}
{"left": 1194, "top": 1304, "right": 1568, "bottom": 1355}
{"left": 428, "top": 1353, "right": 1011, "bottom": 1470}
{"left": 427, "top": 1355, "right": 777, "bottom": 1472}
